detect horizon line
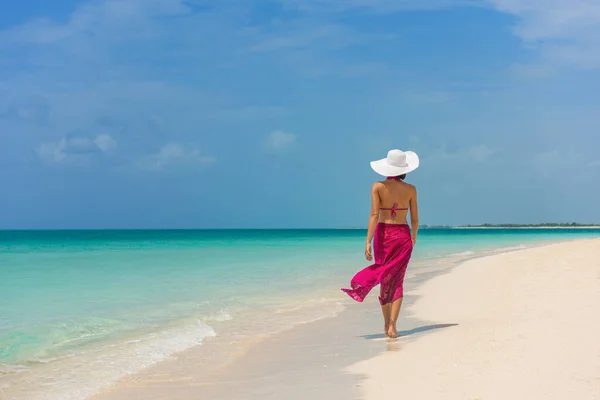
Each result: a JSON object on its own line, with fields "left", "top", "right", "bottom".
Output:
{"left": 2, "top": 224, "right": 600, "bottom": 232}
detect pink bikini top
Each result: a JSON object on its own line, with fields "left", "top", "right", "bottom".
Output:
{"left": 379, "top": 177, "right": 408, "bottom": 217}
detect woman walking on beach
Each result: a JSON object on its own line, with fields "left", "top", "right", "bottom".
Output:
{"left": 342, "top": 149, "right": 419, "bottom": 338}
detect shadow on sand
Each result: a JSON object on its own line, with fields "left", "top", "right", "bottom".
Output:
{"left": 361, "top": 323, "right": 458, "bottom": 340}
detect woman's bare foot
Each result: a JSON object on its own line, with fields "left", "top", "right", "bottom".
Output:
{"left": 387, "top": 326, "right": 399, "bottom": 339}
{"left": 384, "top": 323, "right": 390, "bottom": 337}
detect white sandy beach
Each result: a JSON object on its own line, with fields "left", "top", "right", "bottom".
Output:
{"left": 349, "top": 238, "right": 600, "bottom": 400}
{"left": 94, "top": 239, "right": 600, "bottom": 400}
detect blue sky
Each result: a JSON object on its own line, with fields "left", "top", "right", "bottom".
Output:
{"left": 1, "top": 0, "right": 599, "bottom": 229}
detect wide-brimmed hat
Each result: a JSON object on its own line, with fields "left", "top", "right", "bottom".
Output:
{"left": 370, "top": 149, "right": 419, "bottom": 177}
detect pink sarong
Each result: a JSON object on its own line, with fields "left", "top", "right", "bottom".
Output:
{"left": 341, "top": 223, "right": 413, "bottom": 305}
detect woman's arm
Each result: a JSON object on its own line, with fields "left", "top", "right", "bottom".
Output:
{"left": 409, "top": 185, "right": 419, "bottom": 245}
{"left": 365, "top": 183, "right": 381, "bottom": 260}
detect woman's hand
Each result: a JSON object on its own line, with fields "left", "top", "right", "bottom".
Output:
{"left": 365, "top": 242, "right": 373, "bottom": 261}
{"left": 411, "top": 236, "right": 417, "bottom": 246}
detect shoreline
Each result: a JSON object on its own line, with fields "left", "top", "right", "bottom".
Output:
{"left": 91, "top": 237, "right": 600, "bottom": 400}
{"left": 91, "top": 240, "right": 477, "bottom": 399}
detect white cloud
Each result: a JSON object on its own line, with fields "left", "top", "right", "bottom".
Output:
{"left": 264, "top": 130, "right": 297, "bottom": 153}
{"left": 137, "top": 142, "right": 216, "bottom": 171}
{"left": 0, "top": 0, "right": 191, "bottom": 46}
{"left": 36, "top": 139, "right": 69, "bottom": 164}
{"left": 270, "top": 0, "right": 600, "bottom": 72}
{"left": 36, "top": 134, "right": 118, "bottom": 164}
{"left": 487, "top": 0, "right": 600, "bottom": 69}
{"left": 36, "top": 136, "right": 214, "bottom": 171}
{"left": 94, "top": 134, "right": 117, "bottom": 152}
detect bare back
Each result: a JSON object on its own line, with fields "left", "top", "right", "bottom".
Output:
{"left": 371, "top": 178, "right": 418, "bottom": 225}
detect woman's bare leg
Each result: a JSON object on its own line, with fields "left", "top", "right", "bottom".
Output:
{"left": 387, "top": 297, "right": 403, "bottom": 338}
{"left": 381, "top": 303, "right": 391, "bottom": 336}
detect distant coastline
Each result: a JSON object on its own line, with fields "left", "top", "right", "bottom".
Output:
{"left": 337, "top": 223, "right": 600, "bottom": 230}
{"left": 452, "top": 226, "right": 600, "bottom": 229}
{"left": 452, "top": 223, "right": 600, "bottom": 229}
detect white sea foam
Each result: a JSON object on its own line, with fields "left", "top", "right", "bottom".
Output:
{"left": 451, "top": 245, "right": 528, "bottom": 258}
{"left": 494, "top": 244, "right": 527, "bottom": 252}
{"left": 451, "top": 250, "right": 475, "bottom": 257}
{"left": 2, "top": 320, "right": 216, "bottom": 400}
{"left": 3, "top": 296, "right": 348, "bottom": 400}
{"left": 204, "top": 308, "right": 233, "bottom": 322}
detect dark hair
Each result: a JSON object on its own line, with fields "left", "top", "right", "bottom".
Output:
{"left": 396, "top": 174, "right": 406, "bottom": 181}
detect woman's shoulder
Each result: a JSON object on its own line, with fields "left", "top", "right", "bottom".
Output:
{"left": 371, "top": 181, "right": 386, "bottom": 190}
{"left": 398, "top": 180, "right": 417, "bottom": 193}
{"left": 404, "top": 182, "right": 417, "bottom": 192}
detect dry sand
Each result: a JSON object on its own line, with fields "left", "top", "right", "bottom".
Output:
{"left": 95, "top": 239, "right": 600, "bottom": 400}
{"left": 348, "top": 238, "right": 600, "bottom": 400}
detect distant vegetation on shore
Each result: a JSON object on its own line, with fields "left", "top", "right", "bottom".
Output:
{"left": 339, "top": 223, "right": 600, "bottom": 229}
{"left": 419, "top": 222, "right": 600, "bottom": 228}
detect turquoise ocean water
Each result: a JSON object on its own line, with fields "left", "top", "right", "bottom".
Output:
{"left": 1, "top": 228, "right": 599, "bottom": 399}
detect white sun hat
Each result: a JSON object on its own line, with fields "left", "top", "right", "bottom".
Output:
{"left": 370, "top": 149, "right": 419, "bottom": 177}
